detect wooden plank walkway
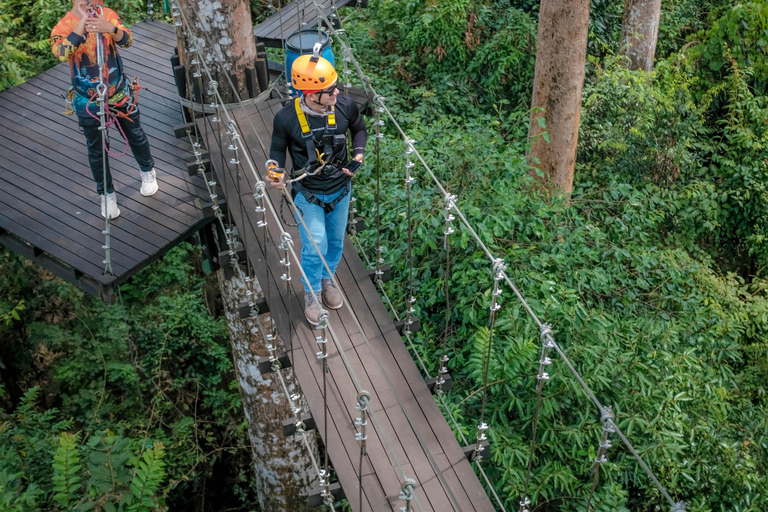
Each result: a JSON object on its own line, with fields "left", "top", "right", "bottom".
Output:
{"left": 254, "top": 0, "right": 358, "bottom": 48}
{"left": 0, "top": 20, "right": 212, "bottom": 301}
{"left": 196, "top": 81, "right": 496, "bottom": 512}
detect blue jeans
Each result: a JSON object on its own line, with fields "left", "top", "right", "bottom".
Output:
{"left": 294, "top": 186, "right": 351, "bottom": 294}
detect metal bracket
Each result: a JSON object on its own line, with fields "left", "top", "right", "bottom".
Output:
{"left": 395, "top": 317, "right": 421, "bottom": 335}
{"left": 367, "top": 264, "right": 393, "bottom": 284}
{"left": 282, "top": 413, "right": 316, "bottom": 436}
{"left": 462, "top": 439, "right": 490, "bottom": 462}
{"left": 346, "top": 216, "right": 366, "bottom": 234}
{"left": 187, "top": 157, "right": 211, "bottom": 176}
{"left": 237, "top": 296, "right": 270, "bottom": 319}
{"left": 308, "top": 482, "right": 345, "bottom": 507}
{"left": 425, "top": 373, "right": 453, "bottom": 394}
{"left": 257, "top": 352, "right": 292, "bottom": 374}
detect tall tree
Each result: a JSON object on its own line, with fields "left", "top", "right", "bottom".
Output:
{"left": 527, "top": 0, "right": 591, "bottom": 196}
{"left": 175, "top": 0, "right": 257, "bottom": 103}
{"left": 620, "top": 0, "right": 662, "bottom": 71}
{"left": 219, "top": 268, "right": 317, "bottom": 512}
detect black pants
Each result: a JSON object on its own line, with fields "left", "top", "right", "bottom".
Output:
{"left": 78, "top": 107, "right": 154, "bottom": 195}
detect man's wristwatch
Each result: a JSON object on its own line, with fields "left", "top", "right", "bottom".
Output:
{"left": 112, "top": 25, "right": 118, "bottom": 34}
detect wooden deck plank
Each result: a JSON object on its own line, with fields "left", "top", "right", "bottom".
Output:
{"left": 344, "top": 247, "right": 493, "bottom": 510}
{"left": 204, "top": 147, "right": 384, "bottom": 512}
{"left": 0, "top": 184, "right": 132, "bottom": 275}
{"left": 0, "top": 158, "right": 156, "bottom": 262}
{"left": 0, "top": 128, "right": 188, "bottom": 244}
{"left": 7, "top": 80, "right": 197, "bottom": 169}
{"left": 196, "top": 96, "right": 494, "bottom": 510}
{"left": 0, "top": 104, "right": 202, "bottom": 229}
{"left": 202, "top": 115, "right": 400, "bottom": 510}
{"left": 253, "top": 0, "right": 356, "bottom": 47}
{"left": 0, "top": 20, "right": 211, "bottom": 299}
{"left": 0, "top": 133, "right": 174, "bottom": 247}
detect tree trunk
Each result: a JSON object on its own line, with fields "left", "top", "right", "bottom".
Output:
{"left": 175, "top": 0, "right": 257, "bottom": 103}
{"left": 527, "top": 0, "right": 591, "bottom": 197}
{"left": 219, "top": 269, "right": 317, "bottom": 511}
{"left": 619, "top": 0, "right": 662, "bottom": 72}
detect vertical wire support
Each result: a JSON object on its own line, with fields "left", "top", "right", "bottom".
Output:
{"left": 404, "top": 138, "right": 417, "bottom": 335}
{"left": 399, "top": 478, "right": 416, "bottom": 512}
{"left": 435, "top": 193, "right": 457, "bottom": 394}
{"left": 519, "top": 323, "right": 556, "bottom": 512}
{"left": 475, "top": 258, "right": 506, "bottom": 461}
{"left": 342, "top": 46, "right": 352, "bottom": 96}
{"left": 355, "top": 390, "right": 371, "bottom": 511}
{"left": 355, "top": 391, "right": 370, "bottom": 449}
{"left": 315, "top": 312, "right": 332, "bottom": 507}
{"left": 374, "top": 96, "right": 385, "bottom": 286}
{"left": 279, "top": 233, "right": 293, "bottom": 283}
{"left": 95, "top": 27, "right": 113, "bottom": 276}
{"left": 171, "top": 5, "right": 181, "bottom": 27}
{"left": 584, "top": 406, "right": 615, "bottom": 512}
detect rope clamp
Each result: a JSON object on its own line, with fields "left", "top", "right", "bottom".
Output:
{"left": 280, "top": 232, "right": 294, "bottom": 248}
{"left": 399, "top": 478, "right": 416, "bottom": 501}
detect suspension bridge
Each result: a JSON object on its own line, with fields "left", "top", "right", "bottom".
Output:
{"left": 0, "top": 1, "right": 688, "bottom": 510}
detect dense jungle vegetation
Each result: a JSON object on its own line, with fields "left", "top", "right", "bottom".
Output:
{"left": 2, "top": 0, "right": 768, "bottom": 511}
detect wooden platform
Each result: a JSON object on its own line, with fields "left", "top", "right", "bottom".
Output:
{"left": 195, "top": 80, "right": 495, "bottom": 512}
{"left": 254, "top": 0, "right": 359, "bottom": 48}
{"left": 0, "top": 20, "right": 212, "bottom": 301}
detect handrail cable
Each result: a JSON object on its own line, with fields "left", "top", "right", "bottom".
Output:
{"left": 315, "top": 5, "right": 685, "bottom": 511}
{"left": 171, "top": 6, "right": 437, "bottom": 510}
{"left": 170, "top": 9, "right": 336, "bottom": 508}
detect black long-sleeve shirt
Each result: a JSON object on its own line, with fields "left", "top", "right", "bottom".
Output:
{"left": 269, "top": 95, "right": 367, "bottom": 195}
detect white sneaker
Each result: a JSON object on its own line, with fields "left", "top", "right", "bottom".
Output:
{"left": 140, "top": 168, "right": 159, "bottom": 196}
{"left": 101, "top": 192, "right": 120, "bottom": 219}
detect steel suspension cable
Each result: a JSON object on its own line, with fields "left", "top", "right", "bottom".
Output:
{"left": 315, "top": 7, "right": 686, "bottom": 510}
{"left": 172, "top": 7, "right": 456, "bottom": 510}
{"left": 171, "top": 14, "right": 335, "bottom": 507}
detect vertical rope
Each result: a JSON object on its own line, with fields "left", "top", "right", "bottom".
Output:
{"left": 434, "top": 193, "right": 456, "bottom": 394}
{"left": 95, "top": 27, "right": 113, "bottom": 277}
{"left": 403, "top": 138, "right": 416, "bottom": 335}
{"left": 315, "top": 313, "right": 333, "bottom": 507}
{"left": 355, "top": 391, "right": 370, "bottom": 511}
{"left": 475, "top": 259, "right": 505, "bottom": 460}
{"left": 585, "top": 407, "right": 615, "bottom": 512}
{"left": 519, "top": 323, "right": 555, "bottom": 512}
{"left": 373, "top": 96, "right": 385, "bottom": 286}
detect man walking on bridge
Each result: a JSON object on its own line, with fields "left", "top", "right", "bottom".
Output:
{"left": 267, "top": 52, "right": 367, "bottom": 325}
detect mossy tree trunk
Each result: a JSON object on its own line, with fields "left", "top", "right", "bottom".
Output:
{"left": 620, "top": 0, "right": 662, "bottom": 72}
{"left": 219, "top": 269, "right": 317, "bottom": 511}
{"left": 527, "top": 0, "right": 591, "bottom": 197}
{"left": 174, "top": 0, "right": 257, "bottom": 103}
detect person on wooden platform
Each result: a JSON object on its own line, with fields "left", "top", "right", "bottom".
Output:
{"left": 50, "top": 0, "right": 159, "bottom": 220}
{"left": 267, "top": 52, "right": 367, "bottom": 325}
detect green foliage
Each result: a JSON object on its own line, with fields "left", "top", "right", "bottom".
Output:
{"left": 692, "top": 2, "right": 768, "bottom": 94}
{"left": 0, "top": 0, "right": 146, "bottom": 93}
{"left": 52, "top": 432, "right": 82, "bottom": 509}
{"left": 0, "top": 244, "right": 258, "bottom": 510}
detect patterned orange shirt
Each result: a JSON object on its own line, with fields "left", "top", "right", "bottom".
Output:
{"left": 50, "top": 7, "right": 133, "bottom": 116}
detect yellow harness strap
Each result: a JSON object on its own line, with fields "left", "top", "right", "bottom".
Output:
{"left": 294, "top": 98, "right": 310, "bottom": 135}
{"left": 294, "top": 97, "right": 336, "bottom": 135}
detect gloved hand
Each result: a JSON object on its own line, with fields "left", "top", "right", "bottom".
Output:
{"left": 265, "top": 159, "right": 285, "bottom": 189}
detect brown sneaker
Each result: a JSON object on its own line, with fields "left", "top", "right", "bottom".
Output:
{"left": 304, "top": 292, "right": 324, "bottom": 325}
{"left": 322, "top": 278, "right": 343, "bottom": 309}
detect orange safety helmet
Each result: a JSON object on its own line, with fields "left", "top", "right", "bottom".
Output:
{"left": 291, "top": 54, "right": 338, "bottom": 94}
